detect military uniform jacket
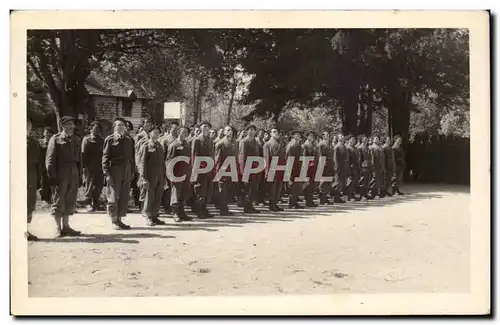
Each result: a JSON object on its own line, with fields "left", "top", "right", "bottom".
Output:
{"left": 370, "top": 144, "right": 386, "bottom": 172}
{"left": 214, "top": 137, "right": 236, "bottom": 174}
{"left": 27, "top": 135, "right": 41, "bottom": 180}
{"left": 159, "top": 134, "right": 177, "bottom": 154}
{"left": 334, "top": 143, "right": 349, "bottom": 175}
{"left": 382, "top": 143, "right": 396, "bottom": 171}
{"left": 191, "top": 134, "right": 214, "bottom": 170}
{"left": 138, "top": 140, "right": 165, "bottom": 181}
{"left": 45, "top": 132, "right": 81, "bottom": 180}
{"left": 263, "top": 137, "right": 285, "bottom": 177}
{"left": 167, "top": 138, "right": 191, "bottom": 180}
{"left": 285, "top": 142, "right": 302, "bottom": 179}
{"left": 358, "top": 143, "right": 372, "bottom": 169}
{"left": 81, "top": 134, "right": 104, "bottom": 172}
{"left": 392, "top": 144, "right": 406, "bottom": 167}
{"left": 102, "top": 133, "right": 135, "bottom": 176}
{"left": 256, "top": 138, "right": 265, "bottom": 157}
{"left": 347, "top": 145, "right": 361, "bottom": 173}
{"left": 238, "top": 136, "right": 260, "bottom": 176}
{"left": 302, "top": 141, "right": 317, "bottom": 176}
{"left": 39, "top": 138, "right": 50, "bottom": 170}
{"left": 316, "top": 140, "right": 334, "bottom": 176}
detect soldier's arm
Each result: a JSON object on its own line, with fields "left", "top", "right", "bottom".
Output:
{"left": 45, "top": 135, "right": 57, "bottom": 180}
{"left": 263, "top": 143, "right": 270, "bottom": 171}
{"left": 238, "top": 140, "right": 246, "bottom": 173}
{"left": 81, "top": 137, "right": 89, "bottom": 169}
{"left": 214, "top": 142, "right": 224, "bottom": 170}
{"left": 102, "top": 137, "right": 111, "bottom": 176}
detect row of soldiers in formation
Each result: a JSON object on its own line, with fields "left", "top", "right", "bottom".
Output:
{"left": 26, "top": 116, "right": 406, "bottom": 241}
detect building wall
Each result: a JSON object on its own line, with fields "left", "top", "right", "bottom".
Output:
{"left": 94, "top": 96, "right": 122, "bottom": 120}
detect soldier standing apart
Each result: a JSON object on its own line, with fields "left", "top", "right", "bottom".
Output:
{"left": 263, "top": 128, "right": 285, "bottom": 211}
{"left": 138, "top": 126, "right": 167, "bottom": 226}
{"left": 214, "top": 125, "right": 236, "bottom": 216}
{"left": 382, "top": 136, "right": 396, "bottom": 196}
{"left": 81, "top": 121, "right": 104, "bottom": 212}
{"left": 102, "top": 118, "right": 135, "bottom": 230}
{"left": 192, "top": 121, "right": 215, "bottom": 218}
{"left": 160, "top": 122, "right": 179, "bottom": 214}
{"left": 45, "top": 116, "right": 82, "bottom": 237}
{"left": 369, "top": 136, "right": 386, "bottom": 198}
{"left": 301, "top": 131, "right": 318, "bottom": 207}
{"left": 357, "top": 136, "right": 373, "bottom": 200}
{"left": 26, "top": 117, "right": 41, "bottom": 241}
{"left": 39, "top": 127, "right": 54, "bottom": 204}
{"left": 346, "top": 135, "right": 362, "bottom": 201}
{"left": 316, "top": 131, "right": 334, "bottom": 205}
{"left": 332, "top": 134, "right": 348, "bottom": 203}
{"left": 238, "top": 125, "right": 261, "bottom": 213}
{"left": 167, "top": 126, "right": 193, "bottom": 222}
{"left": 134, "top": 118, "right": 154, "bottom": 210}
{"left": 285, "top": 131, "right": 304, "bottom": 209}
{"left": 392, "top": 135, "right": 405, "bottom": 195}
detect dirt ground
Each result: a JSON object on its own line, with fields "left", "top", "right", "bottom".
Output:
{"left": 27, "top": 184, "right": 470, "bottom": 297}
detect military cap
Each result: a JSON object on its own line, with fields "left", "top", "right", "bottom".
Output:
{"left": 200, "top": 121, "right": 212, "bottom": 128}
{"left": 291, "top": 130, "right": 302, "bottom": 136}
{"left": 149, "top": 125, "right": 161, "bottom": 133}
{"left": 245, "top": 124, "right": 257, "bottom": 131}
{"left": 305, "top": 130, "right": 316, "bottom": 137}
{"left": 60, "top": 116, "right": 75, "bottom": 125}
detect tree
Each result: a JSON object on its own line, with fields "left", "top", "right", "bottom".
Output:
{"left": 27, "top": 29, "right": 168, "bottom": 129}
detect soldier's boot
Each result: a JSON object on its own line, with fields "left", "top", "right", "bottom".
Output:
{"left": 393, "top": 185, "right": 405, "bottom": 195}
{"left": 60, "top": 215, "right": 82, "bottom": 237}
{"left": 219, "top": 206, "right": 233, "bottom": 216}
{"left": 237, "top": 196, "right": 245, "bottom": 208}
{"left": 305, "top": 195, "right": 318, "bottom": 207}
{"left": 179, "top": 204, "right": 193, "bottom": 221}
{"left": 172, "top": 206, "right": 182, "bottom": 223}
{"left": 151, "top": 215, "right": 166, "bottom": 226}
{"left": 117, "top": 216, "right": 131, "bottom": 229}
{"left": 333, "top": 194, "right": 346, "bottom": 204}
{"left": 244, "top": 201, "right": 261, "bottom": 214}
{"left": 288, "top": 197, "right": 304, "bottom": 209}
{"left": 269, "top": 200, "right": 284, "bottom": 211}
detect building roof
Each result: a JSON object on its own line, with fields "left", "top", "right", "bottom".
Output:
{"left": 85, "top": 70, "right": 153, "bottom": 99}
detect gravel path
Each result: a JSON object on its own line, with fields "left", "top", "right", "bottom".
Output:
{"left": 27, "top": 184, "right": 470, "bottom": 297}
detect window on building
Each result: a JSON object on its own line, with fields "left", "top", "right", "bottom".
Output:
{"left": 123, "top": 99, "right": 133, "bottom": 117}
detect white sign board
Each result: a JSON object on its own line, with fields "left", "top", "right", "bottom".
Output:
{"left": 163, "top": 102, "right": 181, "bottom": 119}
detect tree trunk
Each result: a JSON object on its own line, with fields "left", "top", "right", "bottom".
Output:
{"left": 389, "top": 88, "right": 411, "bottom": 145}
{"left": 192, "top": 76, "right": 198, "bottom": 125}
{"left": 227, "top": 79, "right": 237, "bottom": 125}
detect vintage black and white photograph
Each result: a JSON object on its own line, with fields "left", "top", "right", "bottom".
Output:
{"left": 11, "top": 10, "right": 490, "bottom": 315}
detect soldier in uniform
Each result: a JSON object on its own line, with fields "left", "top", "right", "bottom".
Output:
{"left": 214, "top": 125, "right": 237, "bottom": 215}
{"left": 346, "top": 135, "right": 362, "bottom": 201}
{"left": 316, "top": 131, "right": 334, "bottom": 205}
{"left": 301, "top": 131, "right": 318, "bottom": 207}
{"left": 369, "top": 136, "right": 386, "bottom": 198}
{"left": 39, "top": 127, "right": 54, "bottom": 204}
{"left": 167, "top": 126, "right": 193, "bottom": 222}
{"left": 255, "top": 129, "right": 267, "bottom": 206}
{"left": 81, "top": 121, "right": 104, "bottom": 212}
{"left": 263, "top": 131, "right": 270, "bottom": 143}
{"left": 392, "top": 135, "right": 405, "bottom": 195}
{"left": 357, "top": 136, "right": 373, "bottom": 200}
{"left": 209, "top": 129, "right": 218, "bottom": 142}
{"left": 138, "top": 126, "right": 167, "bottom": 226}
{"left": 238, "top": 125, "right": 261, "bottom": 213}
{"left": 332, "top": 134, "right": 348, "bottom": 203}
{"left": 159, "top": 121, "right": 179, "bottom": 215}
{"left": 102, "top": 118, "right": 135, "bottom": 230}
{"left": 285, "top": 130, "right": 304, "bottom": 209}
{"left": 191, "top": 121, "right": 215, "bottom": 218}
{"left": 45, "top": 116, "right": 82, "bottom": 237}
{"left": 263, "top": 128, "right": 285, "bottom": 211}
{"left": 26, "top": 117, "right": 41, "bottom": 241}
{"left": 382, "top": 136, "right": 396, "bottom": 196}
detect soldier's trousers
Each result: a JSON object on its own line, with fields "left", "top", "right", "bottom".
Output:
{"left": 217, "top": 178, "right": 231, "bottom": 211}
{"left": 106, "top": 164, "right": 132, "bottom": 220}
{"left": 346, "top": 170, "right": 360, "bottom": 198}
{"left": 193, "top": 173, "right": 211, "bottom": 207}
{"left": 332, "top": 173, "right": 347, "bottom": 197}
{"left": 27, "top": 166, "right": 37, "bottom": 223}
{"left": 162, "top": 179, "right": 171, "bottom": 212}
{"left": 370, "top": 168, "right": 384, "bottom": 197}
{"left": 243, "top": 175, "right": 259, "bottom": 207}
{"left": 84, "top": 168, "right": 103, "bottom": 207}
{"left": 384, "top": 168, "right": 395, "bottom": 195}
{"left": 51, "top": 163, "right": 79, "bottom": 217}
{"left": 394, "top": 164, "right": 405, "bottom": 190}
{"left": 359, "top": 167, "right": 371, "bottom": 197}
{"left": 170, "top": 180, "right": 190, "bottom": 208}
{"left": 39, "top": 170, "right": 52, "bottom": 203}
{"left": 288, "top": 181, "right": 303, "bottom": 206}
{"left": 304, "top": 180, "right": 317, "bottom": 202}
{"left": 268, "top": 177, "right": 283, "bottom": 207}
{"left": 131, "top": 171, "right": 140, "bottom": 206}
{"left": 142, "top": 176, "right": 164, "bottom": 218}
